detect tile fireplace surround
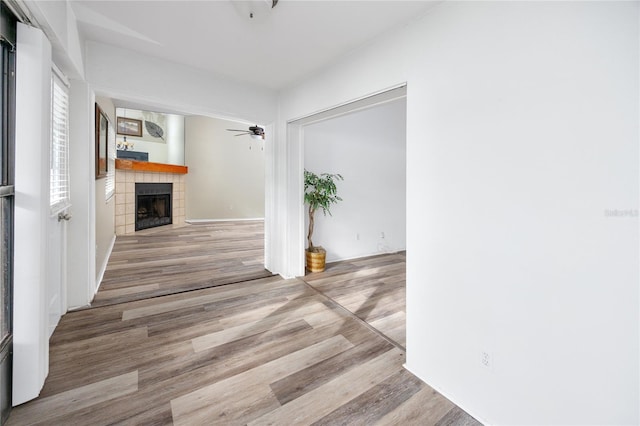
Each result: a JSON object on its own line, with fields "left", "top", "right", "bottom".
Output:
{"left": 115, "top": 167, "right": 186, "bottom": 236}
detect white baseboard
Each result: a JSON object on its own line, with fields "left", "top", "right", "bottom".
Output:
{"left": 402, "top": 363, "right": 489, "bottom": 426}
{"left": 94, "top": 234, "right": 116, "bottom": 296}
{"left": 325, "top": 248, "right": 406, "bottom": 264}
{"left": 186, "top": 218, "right": 264, "bottom": 223}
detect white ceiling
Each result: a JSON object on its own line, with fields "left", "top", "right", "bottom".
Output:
{"left": 71, "top": 0, "right": 438, "bottom": 91}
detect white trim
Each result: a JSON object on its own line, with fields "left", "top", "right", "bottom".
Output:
{"left": 104, "top": 120, "right": 115, "bottom": 200}
{"left": 3, "top": 0, "right": 37, "bottom": 27}
{"left": 49, "top": 202, "right": 71, "bottom": 217}
{"left": 92, "top": 233, "right": 115, "bottom": 303}
{"left": 325, "top": 250, "right": 405, "bottom": 265}
{"left": 288, "top": 84, "right": 406, "bottom": 124}
{"left": 402, "top": 363, "right": 490, "bottom": 426}
{"left": 51, "top": 62, "right": 69, "bottom": 88}
{"left": 263, "top": 123, "right": 275, "bottom": 274}
{"left": 287, "top": 122, "right": 305, "bottom": 277}
{"left": 186, "top": 218, "right": 264, "bottom": 223}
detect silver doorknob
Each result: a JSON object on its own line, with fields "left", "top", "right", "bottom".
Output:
{"left": 58, "top": 212, "right": 72, "bottom": 222}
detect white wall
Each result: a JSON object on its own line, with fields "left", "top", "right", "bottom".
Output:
{"left": 304, "top": 99, "right": 406, "bottom": 262}
{"left": 67, "top": 79, "right": 95, "bottom": 309}
{"left": 185, "top": 116, "right": 265, "bottom": 220}
{"left": 14, "top": 23, "right": 51, "bottom": 406}
{"left": 167, "top": 114, "right": 185, "bottom": 165}
{"left": 85, "top": 41, "right": 277, "bottom": 125}
{"left": 94, "top": 96, "right": 116, "bottom": 286}
{"left": 115, "top": 107, "right": 185, "bottom": 165}
{"left": 275, "top": 1, "right": 639, "bottom": 424}
{"left": 28, "top": 0, "right": 84, "bottom": 79}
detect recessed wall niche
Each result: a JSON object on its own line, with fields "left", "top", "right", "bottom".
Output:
{"left": 115, "top": 107, "right": 185, "bottom": 165}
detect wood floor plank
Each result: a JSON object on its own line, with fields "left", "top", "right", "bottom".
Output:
{"left": 311, "top": 368, "right": 424, "bottom": 426}
{"left": 95, "top": 283, "right": 160, "bottom": 299}
{"left": 269, "top": 337, "right": 395, "bottom": 406}
{"left": 249, "top": 348, "right": 404, "bottom": 426}
{"left": 174, "top": 384, "right": 279, "bottom": 426}
{"left": 138, "top": 319, "right": 313, "bottom": 388}
{"left": 54, "top": 315, "right": 355, "bottom": 424}
{"left": 43, "top": 330, "right": 193, "bottom": 397}
{"left": 7, "top": 371, "right": 138, "bottom": 426}
{"left": 375, "top": 385, "right": 455, "bottom": 426}
{"left": 215, "top": 290, "right": 323, "bottom": 328}
{"left": 170, "top": 334, "right": 354, "bottom": 424}
{"left": 50, "top": 327, "right": 148, "bottom": 357}
{"left": 121, "top": 276, "right": 297, "bottom": 320}
{"left": 435, "top": 407, "right": 484, "bottom": 426}
{"left": 303, "top": 252, "right": 407, "bottom": 348}
{"left": 370, "top": 310, "right": 405, "bottom": 334}
{"left": 192, "top": 296, "right": 334, "bottom": 352}
{"left": 93, "top": 220, "right": 273, "bottom": 306}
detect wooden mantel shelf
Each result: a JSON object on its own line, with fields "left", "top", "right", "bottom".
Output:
{"left": 115, "top": 159, "right": 188, "bottom": 174}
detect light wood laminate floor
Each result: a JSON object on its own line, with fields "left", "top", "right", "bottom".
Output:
{"left": 8, "top": 223, "right": 481, "bottom": 425}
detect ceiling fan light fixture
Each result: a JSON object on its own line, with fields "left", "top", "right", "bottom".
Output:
{"left": 226, "top": 124, "right": 265, "bottom": 140}
{"left": 232, "top": 0, "right": 278, "bottom": 21}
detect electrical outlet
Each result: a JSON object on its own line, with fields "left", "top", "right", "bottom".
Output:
{"left": 380, "top": 232, "right": 385, "bottom": 239}
{"left": 481, "top": 351, "right": 491, "bottom": 369}
{"left": 356, "top": 233, "right": 360, "bottom": 240}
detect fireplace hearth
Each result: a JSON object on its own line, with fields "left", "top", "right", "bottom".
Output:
{"left": 135, "top": 183, "right": 173, "bottom": 231}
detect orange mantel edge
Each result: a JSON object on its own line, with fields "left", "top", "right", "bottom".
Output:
{"left": 115, "top": 159, "right": 188, "bottom": 175}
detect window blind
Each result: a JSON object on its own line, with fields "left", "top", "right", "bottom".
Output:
{"left": 50, "top": 73, "right": 70, "bottom": 214}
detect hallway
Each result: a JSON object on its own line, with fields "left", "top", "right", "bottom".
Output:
{"left": 9, "top": 223, "right": 479, "bottom": 425}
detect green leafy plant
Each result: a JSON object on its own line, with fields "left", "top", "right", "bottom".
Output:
{"left": 304, "top": 169, "right": 343, "bottom": 253}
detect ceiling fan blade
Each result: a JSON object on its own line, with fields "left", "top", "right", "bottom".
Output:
{"left": 226, "top": 129, "right": 247, "bottom": 132}
{"left": 235, "top": 133, "right": 249, "bottom": 137}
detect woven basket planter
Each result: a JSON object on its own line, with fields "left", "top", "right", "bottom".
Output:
{"left": 305, "top": 247, "right": 326, "bottom": 272}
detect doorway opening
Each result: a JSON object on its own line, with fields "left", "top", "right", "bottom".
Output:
{"left": 285, "top": 85, "right": 407, "bottom": 275}
{"left": 287, "top": 85, "right": 408, "bottom": 348}
{"left": 92, "top": 106, "right": 272, "bottom": 307}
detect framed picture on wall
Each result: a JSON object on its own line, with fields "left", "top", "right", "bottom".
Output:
{"left": 117, "top": 117, "right": 143, "bottom": 137}
{"left": 95, "top": 104, "right": 108, "bottom": 179}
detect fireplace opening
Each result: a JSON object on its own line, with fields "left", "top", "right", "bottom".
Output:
{"left": 135, "top": 183, "right": 173, "bottom": 231}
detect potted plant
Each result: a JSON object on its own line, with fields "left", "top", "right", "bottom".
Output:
{"left": 304, "top": 169, "right": 343, "bottom": 272}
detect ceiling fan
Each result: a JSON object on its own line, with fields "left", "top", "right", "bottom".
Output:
{"left": 226, "top": 125, "right": 265, "bottom": 140}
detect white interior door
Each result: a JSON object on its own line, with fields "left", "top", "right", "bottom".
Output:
{"left": 47, "top": 70, "right": 71, "bottom": 338}
{"left": 47, "top": 210, "right": 68, "bottom": 337}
